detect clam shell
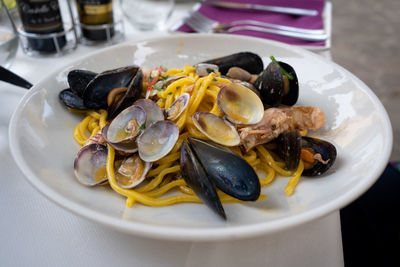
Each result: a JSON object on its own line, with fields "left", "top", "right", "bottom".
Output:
{"left": 192, "top": 112, "right": 240, "bottom": 147}
{"left": 137, "top": 121, "right": 179, "bottom": 162}
{"left": 217, "top": 83, "right": 264, "bottom": 125}
{"left": 134, "top": 99, "right": 164, "bottom": 127}
{"left": 74, "top": 144, "right": 108, "bottom": 186}
{"left": 106, "top": 105, "right": 146, "bottom": 146}
{"left": 165, "top": 93, "right": 190, "bottom": 121}
{"left": 115, "top": 154, "right": 152, "bottom": 188}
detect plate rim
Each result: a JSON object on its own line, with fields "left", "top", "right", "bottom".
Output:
{"left": 8, "top": 33, "right": 393, "bottom": 241}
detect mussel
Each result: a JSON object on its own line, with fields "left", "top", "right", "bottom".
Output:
{"left": 301, "top": 137, "right": 337, "bottom": 176}
{"left": 68, "top": 69, "right": 97, "bottom": 97}
{"left": 180, "top": 137, "right": 261, "bottom": 219}
{"left": 254, "top": 58, "right": 299, "bottom": 107}
{"left": 74, "top": 144, "right": 108, "bottom": 186}
{"left": 276, "top": 130, "right": 302, "bottom": 171}
{"left": 59, "top": 66, "right": 143, "bottom": 119}
{"left": 274, "top": 132, "right": 337, "bottom": 176}
{"left": 202, "top": 52, "right": 263, "bottom": 75}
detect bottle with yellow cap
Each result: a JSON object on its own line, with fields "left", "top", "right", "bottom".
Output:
{"left": 76, "top": 0, "right": 114, "bottom": 41}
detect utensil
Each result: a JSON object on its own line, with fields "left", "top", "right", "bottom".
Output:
{"left": 185, "top": 12, "right": 328, "bottom": 41}
{"left": 202, "top": 0, "right": 318, "bottom": 16}
{"left": 9, "top": 34, "right": 392, "bottom": 241}
{"left": 0, "top": 66, "right": 32, "bottom": 89}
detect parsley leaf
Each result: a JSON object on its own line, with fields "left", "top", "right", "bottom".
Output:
{"left": 149, "top": 73, "right": 153, "bottom": 83}
{"left": 206, "top": 68, "right": 214, "bottom": 74}
{"left": 152, "top": 85, "right": 163, "bottom": 91}
{"left": 270, "top": 56, "right": 294, "bottom": 80}
{"left": 139, "top": 123, "right": 146, "bottom": 130}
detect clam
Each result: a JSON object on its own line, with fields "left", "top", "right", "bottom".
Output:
{"left": 217, "top": 83, "right": 264, "bottom": 125}
{"left": 254, "top": 59, "right": 299, "bottom": 107}
{"left": 74, "top": 144, "right": 108, "bottom": 186}
{"left": 180, "top": 137, "right": 261, "bottom": 219}
{"left": 165, "top": 93, "right": 190, "bottom": 121}
{"left": 115, "top": 154, "right": 152, "bottom": 188}
{"left": 301, "top": 137, "right": 337, "bottom": 176}
{"left": 134, "top": 99, "right": 164, "bottom": 127}
{"left": 195, "top": 63, "right": 219, "bottom": 76}
{"left": 202, "top": 52, "right": 263, "bottom": 75}
{"left": 192, "top": 112, "right": 240, "bottom": 146}
{"left": 104, "top": 105, "right": 146, "bottom": 153}
{"left": 137, "top": 121, "right": 179, "bottom": 162}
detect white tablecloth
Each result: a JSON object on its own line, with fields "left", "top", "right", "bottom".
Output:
{"left": 0, "top": 4, "right": 343, "bottom": 267}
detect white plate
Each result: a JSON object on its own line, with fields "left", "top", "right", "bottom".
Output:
{"left": 9, "top": 34, "right": 392, "bottom": 241}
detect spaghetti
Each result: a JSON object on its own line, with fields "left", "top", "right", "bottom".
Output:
{"left": 72, "top": 66, "right": 305, "bottom": 208}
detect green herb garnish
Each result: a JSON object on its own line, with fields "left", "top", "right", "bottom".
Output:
{"left": 213, "top": 78, "right": 218, "bottom": 82}
{"left": 139, "top": 123, "right": 146, "bottom": 130}
{"left": 206, "top": 68, "right": 214, "bottom": 74}
{"left": 270, "top": 56, "right": 294, "bottom": 80}
{"left": 149, "top": 73, "right": 153, "bottom": 83}
{"left": 168, "top": 92, "right": 173, "bottom": 95}
{"left": 152, "top": 85, "right": 163, "bottom": 91}
{"left": 176, "top": 86, "right": 181, "bottom": 90}
{"left": 159, "top": 75, "right": 169, "bottom": 81}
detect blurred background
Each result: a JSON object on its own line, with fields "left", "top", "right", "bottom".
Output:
{"left": 331, "top": 0, "right": 399, "bottom": 161}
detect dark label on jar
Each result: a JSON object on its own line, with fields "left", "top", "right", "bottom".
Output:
{"left": 17, "top": 0, "right": 63, "bottom": 32}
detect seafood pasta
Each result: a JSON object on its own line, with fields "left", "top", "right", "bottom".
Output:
{"left": 61, "top": 52, "right": 337, "bottom": 219}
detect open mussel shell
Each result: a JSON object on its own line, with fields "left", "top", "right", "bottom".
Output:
{"left": 301, "top": 137, "right": 337, "bottom": 176}
{"left": 105, "top": 105, "right": 146, "bottom": 152}
{"left": 67, "top": 69, "right": 97, "bottom": 97}
{"left": 115, "top": 154, "right": 152, "bottom": 188}
{"left": 74, "top": 144, "right": 108, "bottom": 186}
{"left": 181, "top": 140, "right": 226, "bottom": 219}
{"left": 83, "top": 65, "right": 142, "bottom": 111}
{"left": 108, "top": 69, "right": 143, "bottom": 119}
{"left": 137, "top": 120, "right": 179, "bottom": 162}
{"left": 202, "top": 52, "right": 263, "bottom": 75}
{"left": 276, "top": 130, "right": 302, "bottom": 171}
{"left": 166, "top": 93, "right": 190, "bottom": 121}
{"left": 59, "top": 88, "right": 87, "bottom": 110}
{"left": 217, "top": 83, "right": 264, "bottom": 125}
{"left": 188, "top": 137, "right": 261, "bottom": 201}
{"left": 254, "top": 61, "right": 299, "bottom": 107}
{"left": 192, "top": 112, "right": 240, "bottom": 147}
{"left": 134, "top": 99, "right": 164, "bottom": 127}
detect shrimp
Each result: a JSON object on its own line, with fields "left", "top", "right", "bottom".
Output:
{"left": 239, "top": 106, "right": 325, "bottom": 151}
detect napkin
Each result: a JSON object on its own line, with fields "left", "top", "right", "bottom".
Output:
{"left": 177, "top": 0, "right": 326, "bottom": 47}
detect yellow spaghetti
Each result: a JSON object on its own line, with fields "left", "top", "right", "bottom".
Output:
{"left": 72, "top": 66, "right": 304, "bottom": 208}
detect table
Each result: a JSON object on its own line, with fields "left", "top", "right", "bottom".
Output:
{"left": 0, "top": 3, "right": 344, "bottom": 266}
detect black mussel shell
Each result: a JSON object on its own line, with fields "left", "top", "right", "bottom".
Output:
{"left": 188, "top": 137, "right": 261, "bottom": 201}
{"left": 59, "top": 88, "right": 87, "bottom": 110}
{"left": 83, "top": 65, "right": 142, "bottom": 111}
{"left": 277, "top": 130, "right": 302, "bottom": 171}
{"left": 254, "top": 61, "right": 298, "bottom": 107}
{"left": 181, "top": 140, "right": 226, "bottom": 219}
{"left": 107, "top": 69, "right": 143, "bottom": 119}
{"left": 301, "top": 137, "right": 337, "bottom": 176}
{"left": 202, "top": 52, "right": 263, "bottom": 75}
{"left": 67, "top": 70, "right": 97, "bottom": 97}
